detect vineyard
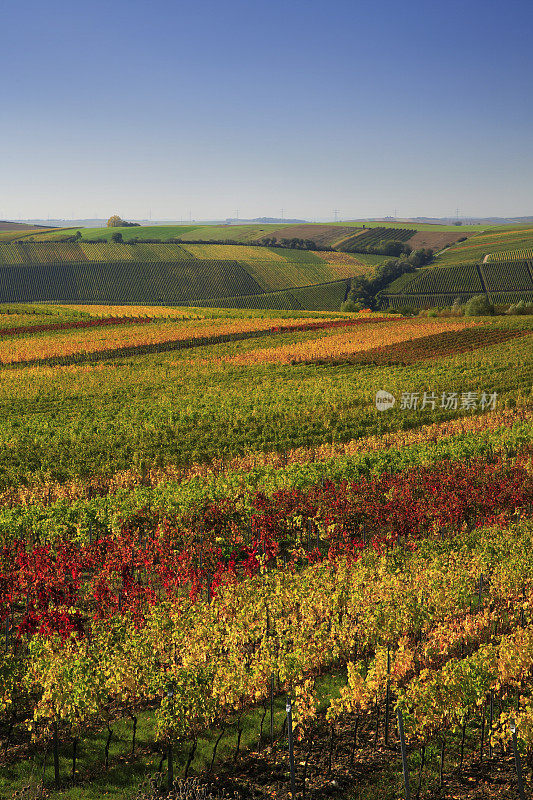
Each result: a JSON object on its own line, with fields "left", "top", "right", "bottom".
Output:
{"left": 0, "top": 243, "right": 363, "bottom": 310}
{"left": 23, "top": 222, "right": 475, "bottom": 263}
{"left": 435, "top": 226, "right": 533, "bottom": 266}
{"left": 383, "top": 260, "right": 533, "bottom": 309}
{"left": 0, "top": 306, "right": 532, "bottom": 800}
{"left": 193, "top": 279, "right": 350, "bottom": 312}
{"left": 481, "top": 261, "right": 533, "bottom": 292}
{"left": 336, "top": 227, "right": 416, "bottom": 253}
{"left": 384, "top": 293, "right": 479, "bottom": 310}
{"left": 387, "top": 265, "right": 483, "bottom": 295}
{"left": 485, "top": 249, "right": 533, "bottom": 262}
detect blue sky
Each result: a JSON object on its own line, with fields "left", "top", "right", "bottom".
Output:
{"left": 2, "top": 0, "right": 533, "bottom": 220}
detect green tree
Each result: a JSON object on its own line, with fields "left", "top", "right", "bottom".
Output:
{"left": 107, "top": 215, "right": 124, "bottom": 228}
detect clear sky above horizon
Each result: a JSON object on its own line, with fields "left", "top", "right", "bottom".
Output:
{"left": 2, "top": 0, "right": 533, "bottom": 221}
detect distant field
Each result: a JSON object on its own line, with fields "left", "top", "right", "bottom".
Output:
{"left": 179, "top": 224, "right": 291, "bottom": 243}
{"left": 435, "top": 226, "right": 533, "bottom": 265}
{"left": 380, "top": 225, "right": 533, "bottom": 308}
{"left": 0, "top": 227, "right": 76, "bottom": 243}
{"left": 29, "top": 222, "right": 360, "bottom": 248}
{"left": 330, "top": 220, "right": 490, "bottom": 232}
{"left": 0, "top": 221, "right": 49, "bottom": 232}
{"left": 29, "top": 224, "right": 204, "bottom": 242}
{"left": 23, "top": 222, "right": 476, "bottom": 255}
{"left": 336, "top": 226, "right": 415, "bottom": 252}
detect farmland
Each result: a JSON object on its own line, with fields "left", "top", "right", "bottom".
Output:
{"left": 0, "top": 303, "right": 532, "bottom": 800}
{"left": 383, "top": 260, "right": 533, "bottom": 309}
{"left": 0, "top": 243, "right": 367, "bottom": 310}
{"left": 435, "top": 226, "right": 533, "bottom": 266}
{"left": 1, "top": 223, "right": 487, "bottom": 313}
{"left": 379, "top": 226, "right": 533, "bottom": 309}
{"left": 20, "top": 220, "right": 474, "bottom": 254}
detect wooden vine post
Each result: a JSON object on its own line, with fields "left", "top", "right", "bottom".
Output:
{"left": 286, "top": 695, "right": 296, "bottom": 796}
{"left": 167, "top": 686, "right": 174, "bottom": 792}
{"left": 510, "top": 721, "right": 526, "bottom": 800}
{"left": 397, "top": 708, "right": 411, "bottom": 800}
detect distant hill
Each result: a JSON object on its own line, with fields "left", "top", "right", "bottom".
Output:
{"left": 26, "top": 221, "right": 471, "bottom": 252}
{"left": 0, "top": 221, "right": 54, "bottom": 231}
{"left": 225, "top": 217, "right": 307, "bottom": 224}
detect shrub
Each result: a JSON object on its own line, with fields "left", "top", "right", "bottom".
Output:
{"left": 341, "top": 299, "right": 362, "bottom": 312}
{"left": 408, "top": 248, "right": 433, "bottom": 267}
{"left": 450, "top": 298, "right": 464, "bottom": 316}
{"left": 464, "top": 295, "right": 494, "bottom": 316}
{"left": 505, "top": 300, "right": 533, "bottom": 315}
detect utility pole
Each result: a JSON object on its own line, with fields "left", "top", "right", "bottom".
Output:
{"left": 333, "top": 209, "right": 340, "bottom": 223}
{"left": 281, "top": 208, "right": 284, "bottom": 222}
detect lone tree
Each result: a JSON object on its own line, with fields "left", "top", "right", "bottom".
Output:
{"left": 107, "top": 215, "right": 124, "bottom": 228}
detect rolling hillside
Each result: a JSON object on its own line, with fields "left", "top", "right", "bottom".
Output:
{"left": 21, "top": 221, "right": 473, "bottom": 252}
{"left": 1, "top": 223, "right": 498, "bottom": 311}
{"left": 0, "top": 242, "right": 363, "bottom": 309}
{"left": 380, "top": 224, "right": 533, "bottom": 309}
{"left": 382, "top": 259, "right": 533, "bottom": 309}
{"left": 434, "top": 225, "right": 533, "bottom": 265}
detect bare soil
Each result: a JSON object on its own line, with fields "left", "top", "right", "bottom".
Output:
{"left": 204, "top": 705, "right": 528, "bottom": 800}
{"left": 407, "top": 230, "right": 478, "bottom": 252}
{"left": 252, "top": 225, "right": 363, "bottom": 248}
